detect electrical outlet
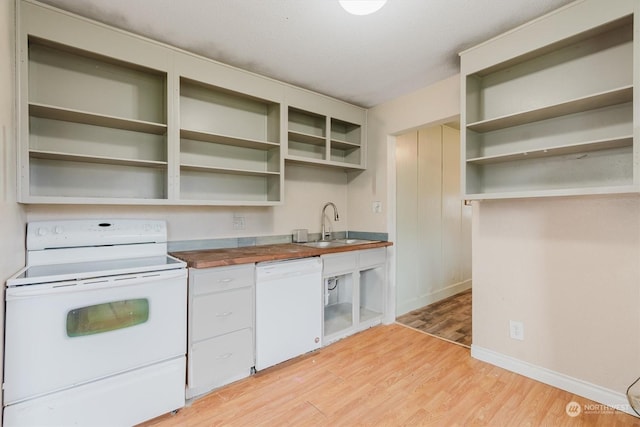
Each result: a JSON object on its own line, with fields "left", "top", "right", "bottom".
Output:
{"left": 232, "top": 215, "right": 245, "bottom": 230}
{"left": 372, "top": 201, "right": 382, "bottom": 214}
{"left": 509, "top": 320, "right": 524, "bottom": 341}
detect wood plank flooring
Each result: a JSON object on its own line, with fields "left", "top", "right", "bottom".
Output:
{"left": 396, "top": 289, "right": 472, "bottom": 347}
{"left": 140, "top": 324, "right": 638, "bottom": 426}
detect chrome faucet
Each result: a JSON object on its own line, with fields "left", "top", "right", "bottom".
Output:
{"left": 321, "top": 202, "right": 339, "bottom": 241}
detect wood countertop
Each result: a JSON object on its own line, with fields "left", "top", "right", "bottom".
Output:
{"left": 171, "top": 241, "right": 393, "bottom": 269}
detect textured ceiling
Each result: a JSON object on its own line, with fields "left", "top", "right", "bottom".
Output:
{"left": 39, "top": 0, "right": 574, "bottom": 108}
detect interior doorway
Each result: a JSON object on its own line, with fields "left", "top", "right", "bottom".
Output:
{"left": 394, "top": 122, "right": 472, "bottom": 346}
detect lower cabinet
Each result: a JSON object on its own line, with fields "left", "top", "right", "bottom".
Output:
{"left": 185, "top": 248, "right": 388, "bottom": 399}
{"left": 322, "top": 248, "right": 387, "bottom": 345}
{"left": 186, "top": 264, "right": 255, "bottom": 399}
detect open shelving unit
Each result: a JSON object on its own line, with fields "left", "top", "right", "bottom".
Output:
{"left": 286, "top": 107, "right": 365, "bottom": 170}
{"left": 23, "top": 37, "right": 168, "bottom": 202}
{"left": 461, "top": 11, "right": 638, "bottom": 199}
{"left": 178, "top": 78, "right": 282, "bottom": 204}
{"left": 17, "top": 0, "right": 367, "bottom": 205}
{"left": 286, "top": 108, "right": 326, "bottom": 161}
{"left": 330, "top": 118, "right": 362, "bottom": 165}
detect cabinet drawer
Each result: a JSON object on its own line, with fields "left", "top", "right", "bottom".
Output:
{"left": 191, "top": 264, "right": 254, "bottom": 296}
{"left": 359, "top": 248, "right": 386, "bottom": 268}
{"left": 188, "top": 328, "right": 253, "bottom": 392}
{"left": 192, "top": 287, "right": 252, "bottom": 341}
{"left": 322, "top": 252, "right": 357, "bottom": 276}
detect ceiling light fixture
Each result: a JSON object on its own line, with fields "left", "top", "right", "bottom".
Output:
{"left": 339, "top": 0, "right": 387, "bottom": 16}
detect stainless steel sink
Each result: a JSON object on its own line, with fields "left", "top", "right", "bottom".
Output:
{"left": 298, "top": 239, "right": 377, "bottom": 249}
{"left": 299, "top": 241, "right": 346, "bottom": 248}
{"left": 332, "top": 239, "right": 377, "bottom": 245}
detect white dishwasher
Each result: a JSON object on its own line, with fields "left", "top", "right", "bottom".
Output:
{"left": 255, "top": 257, "right": 322, "bottom": 371}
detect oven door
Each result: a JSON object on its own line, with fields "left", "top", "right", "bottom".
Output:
{"left": 3, "top": 268, "right": 187, "bottom": 405}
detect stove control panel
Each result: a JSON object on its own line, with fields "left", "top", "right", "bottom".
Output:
{"left": 27, "top": 219, "right": 167, "bottom": 250}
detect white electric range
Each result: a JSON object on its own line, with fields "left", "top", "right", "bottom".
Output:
{"left": 4, "top": 219, "right": 187, "bottom": 427}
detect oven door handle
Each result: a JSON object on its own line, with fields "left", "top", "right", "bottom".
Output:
{"left": 6, "top": 269, "right": 187, "bottom": 298}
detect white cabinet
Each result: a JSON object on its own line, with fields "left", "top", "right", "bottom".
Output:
{"left": 322, "top": 248, "right": 386, "bottom": 344}
{"left": 460, "top": 0, "right": 639, "bottom": 199}
{"left": 186, "top": 264, "right": 255, "bottom": 399}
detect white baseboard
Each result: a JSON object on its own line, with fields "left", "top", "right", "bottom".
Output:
{"left": 430, "top": 279, "right": 471, "bottom": 304}
{"left": 471, "top": 345, "right": 637, "bottom": 418}
{"left": 396, "top": 279, "right": 471, "bottom": 316}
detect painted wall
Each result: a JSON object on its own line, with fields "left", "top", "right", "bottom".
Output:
{"left": 0, "top": 0, "right": 27, "bottom": 417}
{"left": 26, "top": 164, "right": 349, "bottom": 242}
{"left": 396, "top": 125, "right": 471, "bottom": 315}
{"left": 359, "top": 74, "right": 461, "bottom": 322}
{"left": 348, "top": 74, "right": 461, "bottom": 234}
{"left": 472, "top": 195, "right": 640, "bottom": 396}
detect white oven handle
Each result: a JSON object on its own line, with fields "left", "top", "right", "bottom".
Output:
{"left": 6, "top": 268, "right": 187, "bottom": 299}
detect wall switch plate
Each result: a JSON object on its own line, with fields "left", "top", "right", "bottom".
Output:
{"left": 372, "top": 201, "right": 382, "bottom": 214}
{"left": 509, "top": 320, "right": 524, "bottom": 341}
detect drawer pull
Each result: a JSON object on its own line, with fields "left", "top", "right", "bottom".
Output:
{"left": 217, "top": 353, "right": 233, "bottom": 360}
{"left": 216, "top": 311, "right": 233, "bottom": 317}
{"left": 218, "top": 278, "right": 234, "bottom": 284}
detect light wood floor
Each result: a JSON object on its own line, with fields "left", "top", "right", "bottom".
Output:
{"left": 397, "top": 289, "right": 472, "bottom": 347}
{"left": 141, "top": 324, "right": 639, "bottom": 426}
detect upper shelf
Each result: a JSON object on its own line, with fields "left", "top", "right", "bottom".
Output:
{"left": 331, "top": 139, "right": 361, "bottom": 150}
{"left": 180, "top": 128, "right": 279, "bottom": 150}
{"left": 180, "top": 163, "right": 280, "bottom": 176}
{"left": 466, "top": 136, "right": 633, "bottom": 165}
{"left": 29, "top": 103, "right": 167, "bottom": 135}
{"left": 288, "top": 130, "right": 326, "bottom": 146}
{"left": 464, "top": 184, "right": 640, "bottom": 201}
{"left": 285, "top": 155, "right": 365, "bottom": 170}
{"left": 29, "top": 149, "right": 168, "bottom": 168}
{"left": 466, "top": 86, "right": 633, "bottom": 133}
